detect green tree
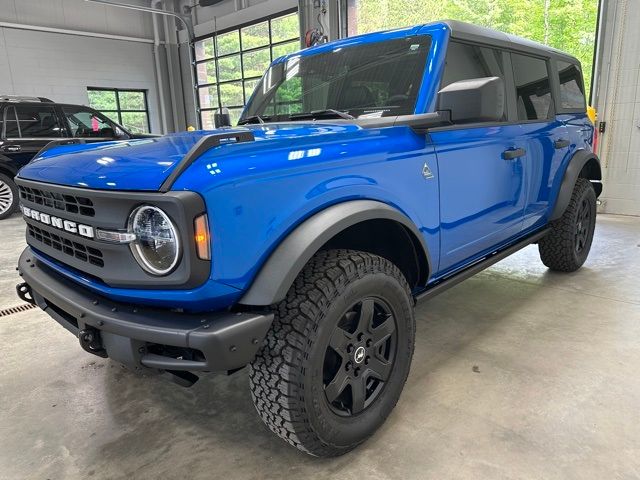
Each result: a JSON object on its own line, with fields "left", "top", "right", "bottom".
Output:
{"left": 352, "top": 0, "right": 598, "bottom": 98}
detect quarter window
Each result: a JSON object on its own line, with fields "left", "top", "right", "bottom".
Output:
{"left": 4, "top": 105, "right": 63, "bottom": 138}
{"left": 511, "top": 53, "right": 552, "bottom": 121}
{"left": 557, "top": 60, "right": 585, "bottom": 110}
{"left": 439, "top": 42, "right": 507, "bottom": 122}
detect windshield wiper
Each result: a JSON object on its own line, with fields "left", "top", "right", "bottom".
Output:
{"left": 238, "top": 115, "right": 268, "bottom": 125}
{"left": 289, "top": 109, "right": 355, "bottom": 121}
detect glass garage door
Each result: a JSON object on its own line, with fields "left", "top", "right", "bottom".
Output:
{"left": 195, "top": 11, "right": 300, "bottom": 129}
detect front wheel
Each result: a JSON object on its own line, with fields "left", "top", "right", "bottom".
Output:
{"left": 0, "top": 173, "right": 19, "bottom": 220}
{"left": 539, "top": 178, "right": 597, "bottom": 272}
{"left": 249, "top": 249, "right": 415, "bottom": 457}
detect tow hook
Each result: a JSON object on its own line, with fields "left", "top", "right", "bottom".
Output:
{"left": 78, "top": 327, "right": 108, "bottom": 358}
{"left": 16, "top": 282, "right": 35, "bottom": 305}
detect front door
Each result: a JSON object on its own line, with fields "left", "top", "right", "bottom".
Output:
{"left": 431, "top": 125, "right": 527, "bottom": 272}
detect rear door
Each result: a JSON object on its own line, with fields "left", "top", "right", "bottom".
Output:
{"left": 511, "top": 53, "right": 571, "bottom": 230}
{"left": 430, "top": 42, "right": 526, "bottom": 273}
{"left": 0, "top": 104, "right": 65, "bottom": 169}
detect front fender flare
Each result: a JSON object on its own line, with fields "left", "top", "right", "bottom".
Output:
{"left": 550, "top": 149, "right": 602, "bottom": 221}
{"left": 238, "top": 200, "right": 431, "bottom": 306}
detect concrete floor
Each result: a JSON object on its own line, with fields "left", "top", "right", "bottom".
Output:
{"left": 1, "top": 212, "right": 640, "bottom": 480}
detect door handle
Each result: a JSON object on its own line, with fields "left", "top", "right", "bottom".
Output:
{"left": 1, "top": 145, "right": 21, "bottom": 153}
{"left": 554, "top": 139, "right": 570, "bottom": 149}
{"left": 502, "top": 147, "right": 526, "bottom": 160}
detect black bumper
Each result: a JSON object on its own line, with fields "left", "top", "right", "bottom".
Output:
{"left": 17, "top": 248, "right": 273, "bottom": 374}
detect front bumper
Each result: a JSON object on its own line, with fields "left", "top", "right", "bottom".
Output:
{"left": 17, "top": 248, "right": 273, "bottom": 374}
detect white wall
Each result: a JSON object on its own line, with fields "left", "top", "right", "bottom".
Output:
{"left": 0, "top": 28, "right": 162, "bottom": 133}
{"left": 594, "top": 0, "right": 640, "bottom": 216}
{"left": 0, "top": 0, "right": 169, "bottom": 134}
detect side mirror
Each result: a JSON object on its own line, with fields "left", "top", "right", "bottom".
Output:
{"left": 438, "top": 76, "right": 504, "bottom": 123}
{"left": 214, "top": 107, "right": 232, "bottom": 128}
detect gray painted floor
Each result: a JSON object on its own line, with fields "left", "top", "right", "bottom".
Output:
{"left": 1, "top": 213, "right": 639, "bottom": 480}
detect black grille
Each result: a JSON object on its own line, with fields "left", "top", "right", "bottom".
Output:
{"left": 19, "top": 185, "right": 95, "bottom": 217}
{"left": 28, "top": 224, "right": 104, "bottom": 267}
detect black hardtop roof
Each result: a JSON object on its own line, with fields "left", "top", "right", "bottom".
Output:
{"left": 440, "top": 19, "right": 581, "bottom": 66}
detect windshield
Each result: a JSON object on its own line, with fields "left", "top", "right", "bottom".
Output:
{"left": 240, "top": 35, "right": 431, "bottom": 123}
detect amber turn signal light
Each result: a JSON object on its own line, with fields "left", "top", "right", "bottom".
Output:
{"left": 194, "top": 214, "right": 210, "bottom": 260}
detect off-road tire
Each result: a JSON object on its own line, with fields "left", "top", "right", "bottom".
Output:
{"left": 0, "top": 173, "right": 18, "bottom": 220}
{"left": 249, "top": 249, "right": 415, "bottom": 457}
{"left": 539, "top": 178, "right": 596, "bottom": 272}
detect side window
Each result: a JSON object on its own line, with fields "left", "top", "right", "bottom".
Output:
{"left": 12, "top": 105, "right": 63, "bottom": 138}
{"left": 440, "top": 42, "right": 507, "bottom": 121}
{"left": 557, "top": 60, "right": 585, "bottom": 110}
{"left": 62, "top": 107, "right": 117, "bottom": 138}
{"left": 4, "top": 107, "right": 19, "bottom": 138}
{"left": 511, "top": 53, "right": 552, "bottom": 121}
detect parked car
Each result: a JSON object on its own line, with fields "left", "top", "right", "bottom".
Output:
{"left": 0, "top": 96, "right": 156, "bottom": 219}
{"left": 15, "top": 20, "right": 601, "bottom": 457}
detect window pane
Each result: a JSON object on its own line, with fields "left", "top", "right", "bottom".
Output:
{"left": 218, "top": 54, "right": 242, "bottom": 82}
{"left": 272, "top": 40, "right": 299, "bottom": 59}
{"left": 271, "top": 13, "right": 299, "bottom": 43}
{"left": 243, "top": 47, "right": 271, "bottom": 78}
{"left": 242, "top": 22, "right": 269, "bottom": 50}
{"left": 219, "top": 81, "right": 244, "bottom": 107}
{"left": 14, "top": 105, "right": 63, "bottom": 138}
{"left": 440, "top": 42, "right": 506, "bottom": 122}
{"left": 228, "top": 107, "right": 244, "bottom": 126}
{"left": 198, "top": 86, "right": 219, "bottom": 109}
{"left": 201, "top": 110, "right": 216, "bottom": 130}
{"left": 195, "top": 37, "right": 214, "bottom": 61}
{"left": 62, "top": 107, "right": 116, "bottom": 138}
{"left": 244, "top": 36, "right": 431, "bottom": 119}
{"left": 120, "top": 112, "right": 149, "bottom": 134}
{"left": 557, "top": 60, "right": 585, "bottom": 110}
{"left": 119, "top": 91, "right": 145, "bottom": 110}
{"left": 4, "top": 107, "right": 19, "bottom": 137}
{"left": 88, "top": 90, "right": 117, "bottom": 111}
{"left": 217, "top": 30, "right": 240, "bottom": 56}
{"left": 100, "top": 112, "right": 119, "bottom": 124}
{"left": 512, "top": 53, "right": 552, "bottom": 121}
{"left": 197, "top": 60, "right": 217, "bottom": 85}
{"left": 244, "top": 79, "right": 260, "bottom": 100}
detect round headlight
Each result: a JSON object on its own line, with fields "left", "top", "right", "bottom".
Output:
{"left": 129, "top": 205, "right": 180, "bottom": 275}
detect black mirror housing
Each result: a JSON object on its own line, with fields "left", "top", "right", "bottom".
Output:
{"left": 214, "top": 107, "right": 232, "bottom": 128}
{"left": 438, "top": 76, "right": 505, "bottom": 123}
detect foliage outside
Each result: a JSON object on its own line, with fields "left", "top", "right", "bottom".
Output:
{"left": 351, "top": 0, "right": 598, "bottom": 97}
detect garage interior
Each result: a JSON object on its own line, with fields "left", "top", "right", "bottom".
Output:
{"left": 1, "top": 0, "right": 639, "bottom": 478}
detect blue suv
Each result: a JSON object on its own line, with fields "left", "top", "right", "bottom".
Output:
{"left": 15, "top": 20, "right": 601, "bottom": 456}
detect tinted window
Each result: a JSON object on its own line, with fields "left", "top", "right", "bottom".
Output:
{"left": 512, "top": 53, "right": 552, "bottom": 121}
{"left": 439, "top": 42, "right": 507, "bottom": 122}
{"left": 557, "top": 60, "right": 585, "bottom": 110}
{"left": 242, "top": 36, "right": 431, "bottom": 121}
{"left": 62, "top": 107, "right": 118, "bottom": 138}
{"left": 5, "top": 105, "right": 63, "bottom": 138}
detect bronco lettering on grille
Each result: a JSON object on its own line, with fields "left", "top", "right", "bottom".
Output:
{"left": 21, "top": 206, "right": 94, "bottom": 239}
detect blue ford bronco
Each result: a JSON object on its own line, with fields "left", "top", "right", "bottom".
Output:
{"left": 15, "top": 20, "right": 601, "bottom": 456}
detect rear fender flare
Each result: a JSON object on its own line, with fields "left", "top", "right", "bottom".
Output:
{"left": 550, "top": 149, "right": 602, "bottom": 221}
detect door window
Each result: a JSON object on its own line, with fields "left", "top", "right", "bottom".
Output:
{"left": 439, "top": 42, "right": 507, "bottom": 122}
{"left": 62, "top": 107, "right": 119, "bottom": 138}
{"left": 512, "top": 53, "right": 552, "bottom": 121}
{"left": 4, "top": 105, "right": 63, "bottom": 138}
{"left": 557, "top": 60, "right": 585, "bottom": 110}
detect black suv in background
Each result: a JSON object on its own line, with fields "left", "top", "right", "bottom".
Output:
{"left": 0, "top": 96, "right": 156, "bottom": 219}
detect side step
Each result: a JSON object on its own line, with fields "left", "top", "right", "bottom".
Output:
{"left": 415, "top": 228, "right": 550, "bottom": 304}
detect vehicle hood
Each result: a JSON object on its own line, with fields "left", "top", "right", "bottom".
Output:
{"left": 17, "top": 124, "right": 362, "bottom": 191}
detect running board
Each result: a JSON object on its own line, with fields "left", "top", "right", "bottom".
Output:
{"left": 415, "top": 228, "right": 550, "bottom": 304}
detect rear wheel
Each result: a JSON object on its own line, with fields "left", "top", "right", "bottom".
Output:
{"left": 0, "top": 173, "right": 18, "bottom": 220}
{"left": 538, "top": 178, "right": 596, "bottom": 272}
{"left": 249, "top": 249, "right": 415, "bottom": 457}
